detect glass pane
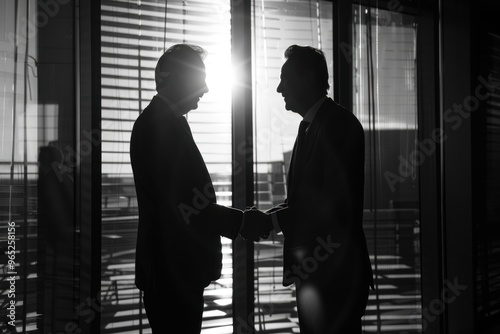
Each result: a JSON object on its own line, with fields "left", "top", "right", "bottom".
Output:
{"left": 0, "top": 2, "right": 40, "bottom": 332}
{"left": 353, "top": 5, "right": 422, "bottom": 333}
{"left": 1, "top": 1, "right": 87, "bottom": 333}
{"left": 252, "top": 1, "right": 334, "bottom": 332}
{"left": 100, "top": 0, "right": 233, "bottom": 332}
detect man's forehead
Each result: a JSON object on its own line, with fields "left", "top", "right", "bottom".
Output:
{"left": 280, "top": 62, "right": 291, "bottom": 74}
{"left": 280, "top": 61, "right": 297, "bottom": 77}
{"left": 185, "top": 60, "right": 206, "bottom": 73}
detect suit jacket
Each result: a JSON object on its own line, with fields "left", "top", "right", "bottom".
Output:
{"left": 130, "top": 96, "right": 242, "bottom": 292}
{"left": 273, "top": 98, "right": 373, "bottom": 289}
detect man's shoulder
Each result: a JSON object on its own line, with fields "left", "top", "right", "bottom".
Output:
{"left": 142, "top": 96, "right": 169, "bottom": 116}
{"left": 131, "top": 97, "right": 178, "bottom": 145}
{"left": 319, "top": 98, "right": 363, "bottom": 130}
{"left": 134, "top": 97, "right": 174, "bottom": 127}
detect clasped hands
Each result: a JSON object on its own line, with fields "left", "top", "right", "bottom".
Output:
{"left": 239, "top": 207, "right": 273, "bottom": 241}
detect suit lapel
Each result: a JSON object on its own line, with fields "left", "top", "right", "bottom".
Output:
{"left": 178, "top": 117, "right": 213, "bottom": 180}
{"left": 287, "top": 99, "right": 332, "bottom": 201}
{"left": 154, "top": 96, "right": 215, "bottom": 195}
{"left": 154, "top": 96, "right": 206, "bottom": 170}
{"left": 300, "top": 100, "right": 331, "bottom": 167}
{"left": 287, "top": 138, "right": 299, "bottom": 189}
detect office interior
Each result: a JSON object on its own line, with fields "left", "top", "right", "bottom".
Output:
{"left": 0, "top": 0, "right": 499, "bottom": 333}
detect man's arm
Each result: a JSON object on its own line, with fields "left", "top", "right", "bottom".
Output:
{"left": 196, "top": 204, "right": 244, "bottom": 240}
{"left": 240, "top": 209, "right": 273, "bottom": 241}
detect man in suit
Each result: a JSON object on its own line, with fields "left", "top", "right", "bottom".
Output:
{"left": 262, "top": 45, "right": 374, "bottom": 333}
{"left": 130, "top": 44, "right": 269, "bottom": 333}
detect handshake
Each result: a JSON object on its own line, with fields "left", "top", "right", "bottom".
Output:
{"left": 239, "top": 207, "right": 274, "bottom": 241}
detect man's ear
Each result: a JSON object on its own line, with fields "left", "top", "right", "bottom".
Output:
{"left": 304, "top": 70, "right": 317, "bottom": 87}
{"left": 157, "top": 72, "right": 179, "bottom": 93}
{"left": 156, "top": 70, "right": 171, "bottom": 87}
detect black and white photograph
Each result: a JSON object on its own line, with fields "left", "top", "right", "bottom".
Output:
{"left": 0, "top": 0, "right": 499, "bottom": 333}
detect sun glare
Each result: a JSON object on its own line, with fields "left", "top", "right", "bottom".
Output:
{"left": 205, "top": 55, "right": 235, "bottom": 101}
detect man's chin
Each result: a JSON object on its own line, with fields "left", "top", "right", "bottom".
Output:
{"left": 190, "top": 101, "right": 199, "bottom": 110}
{"left": 181, "top": 100, "right": 200, "bottom": 112}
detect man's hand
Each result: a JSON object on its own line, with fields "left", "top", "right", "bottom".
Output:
{"left": 240, "top": 208, "right": 273, "bottom": 241}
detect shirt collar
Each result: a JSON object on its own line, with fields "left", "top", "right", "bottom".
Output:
{"left": 303, "top": 96, "right": 327, "bottom": 125}
{"left": 156, "top": 94, "right": 184, "bottom": 117}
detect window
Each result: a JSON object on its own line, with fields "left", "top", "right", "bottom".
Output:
{"left": 353, "top": 5, "right": 422, "bottom": 332}
{"left": 252, "top": 1, "right": 334, "bottom": 332}
{"left": 0, "top": 1, "right": 425, "bottom": 333}
{"left": 100, "top": 0, "right": 234, "bottom": 332}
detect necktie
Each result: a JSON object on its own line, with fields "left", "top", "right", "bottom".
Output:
{"left": 289, "top": 120, "right": 310, "bottom": 186}
{"left": 297, "top": 120, "right": 310, "bottom": 152}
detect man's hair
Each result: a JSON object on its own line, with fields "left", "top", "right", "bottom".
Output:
{"left": 155, "top": 44, "right": 207, "bottom": 90}
{"left": 284, "top": 45, "right": 330, "bottom": 94}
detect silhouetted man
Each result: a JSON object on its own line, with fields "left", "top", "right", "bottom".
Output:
{"left": 130, "top": 44, "right": 268, "bottom": 333}
{"left": 264, "top": 45, "right": 374, "bottom": 333}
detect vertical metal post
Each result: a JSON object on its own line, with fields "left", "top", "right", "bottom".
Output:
{"left": 22, "top": 2, "right": 30, "bottom": 332}
{"left": 440, "top": 0, "right": 474, "bottom": 332}
{"left": 77, "top": 0, "right": 102, "bottom": 333}
{"left": 37, "top": 0, "right": 80, "bottom": 331}
{"left": 231, "top": 0, "right": 254, "bottom": 333}
{"left": 417, "top": 2, "right": 445, "bottom": 333}
{"left": 332, "top": 0, "right": 352, "bottom": 109}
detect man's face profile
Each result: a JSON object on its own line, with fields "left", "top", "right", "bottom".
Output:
{"left": 175, "top": 59, "right": 209, "bottom": 112}
{"left": 177, "top": 60, "right": 208, "bottom": 110}
{"left": 157, "top": 54, "right": 209, "bottom": 114}
{"left": 277, "top": 62, "right": 305, "bottom": 113}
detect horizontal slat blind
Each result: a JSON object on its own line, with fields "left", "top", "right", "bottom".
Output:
{"left": 252, "top": 1, "right": 334, "bottom": 332}
{"left": 100, "top": 1, "right": 233, "bottom": 332}
{"left": 353, "top": 5, "right": 422, "bottom": 333}
{"left": 475, "top": 11, "right": 500, "bottom": 329}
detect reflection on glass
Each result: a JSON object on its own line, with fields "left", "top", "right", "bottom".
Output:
{"left": 252, "top": 1, "right": 334, "bottom": 332}
{"left": 2, "top": 1, "right": 45, "bottom": 332}
{"left": 100, "top": 0, "right": 233, "bottom": 332}
{"left": 353, "top": 5, "right": 422, "bottom": 333}
{"left": 1, "top": 0, "right": 90, "bottom": 331}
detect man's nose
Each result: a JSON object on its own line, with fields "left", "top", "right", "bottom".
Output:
{"left": 277, "top": 81, "right": 282, "bottom": 93}
{"left": 201, "top": 81, "right": 209, "bottom": 94}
